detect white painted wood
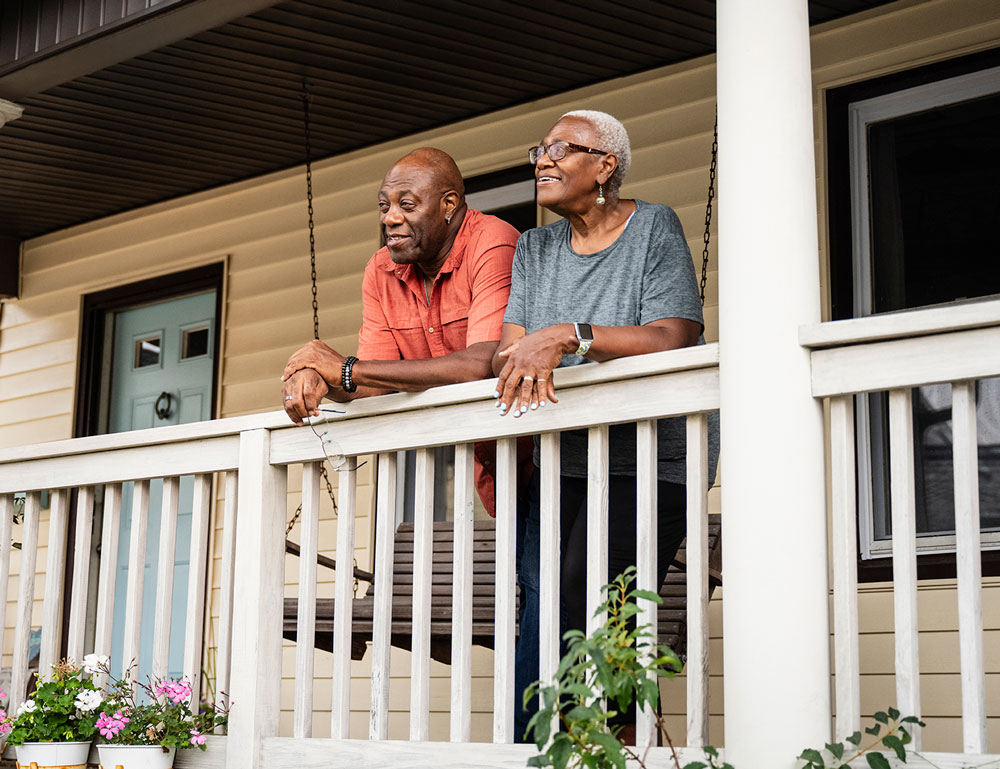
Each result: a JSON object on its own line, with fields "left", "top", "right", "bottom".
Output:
{"left": 810, "top": 326, "right": 1000, "bottom": 398}
{"left": 184, "top": 474, "right": 212, "bottom": 702}
{"left": 830, "top": 396, "right": 861, "bottom": 740}
{"left": 94, "top": 483, "right": 122, "bottom": 687}
{"left": 409, "top": 448, "right": 434, "bottom": 741}
{"left": 66, "top": 486, "right": 94, "bottom": 661}
{"left": 331, "top": 457, "right": 358, "bottom": 740}
{"left": 635, "top": 420, "right": 658, "bottom": 748}
{"left": 226, "top": 430, "right": 287, "bottom": 769}
{"left": 370, "top": 452, "right": 397, "bottom": 741}
{"left": 39, "top": 488, "right": 69, "bottom": 674}
{"left": 951, "top": 381, "right": 986, "bottom": 754}
{"left": 450, "top": 443, "right": 475, "bottom": 743}
{"left": 260, "top": 738, "right": 718, "bottom": 769}
{"left": 215, "top": 471, "right": 238, "bottom": 722}
{"left": 152, "top": 476, "right": 180, "bottom": 683}
{"left": 717, "top": 5, "right": 832, "bottom": 765}
{"left": 685, "top": 414, "right": 710, "bottom": 748}
{"left": 0, "top": 435, "right": 241, "bottom": 492}
{"left": 122, "top": 480, "right": 150, "bottom": 680}
{"left": 587, "top": 426, "right": 609, "bottom": 635}
{"left": 293, "top": 463, "right": 320, "bottom": 738}
{"left": 0, "top": 494, "right": 14, "bottom": 673}
{"left": 888, "top": 389, "right": 921, "bottom": 748}
{"left": 270, "top": 367, "right": 720, "bottom": 467}
{"left": 10, "top": 491, "right": 40, "bottom": 713}
{"left": 799, "top": 298, "right": 1000, "bottom": 348}
{"left": 494, "top": 437, "right": 517, "bottom": 744}
{"left": 538, "top": 432, "right": 561, "bottom": 702}
{"left": 0, "top": 345, "right": 719, "bottom": 468}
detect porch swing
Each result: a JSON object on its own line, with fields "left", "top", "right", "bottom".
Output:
{"left": 283, "top": 97, "right": 723, "bottom": 663}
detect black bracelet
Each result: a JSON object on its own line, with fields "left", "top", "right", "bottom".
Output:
{"left": 341, "top": 356, "right": 359, "bottom": 393}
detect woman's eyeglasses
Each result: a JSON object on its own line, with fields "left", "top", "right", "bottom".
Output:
{"left": 528, "top": 141, "right": 609, "bottom": 165}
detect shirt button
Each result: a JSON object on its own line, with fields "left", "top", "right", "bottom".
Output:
{"left": 428, "top": 327, "right": 435, "bottom": 333}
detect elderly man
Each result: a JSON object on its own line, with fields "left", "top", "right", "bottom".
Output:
{"left": 282, "top": 147, "right": 521, "bottom": 514}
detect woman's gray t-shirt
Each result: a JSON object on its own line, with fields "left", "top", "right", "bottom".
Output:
{"left": 503, "top": 199, "right": 720, "bottom": 484}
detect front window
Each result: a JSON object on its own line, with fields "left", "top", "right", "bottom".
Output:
{"left": 843, "top": 64, "right": 1000, "bottom": 558}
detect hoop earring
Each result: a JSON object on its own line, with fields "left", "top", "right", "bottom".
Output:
{"left": 596, "top": 183, "right": 606, "bottom": 206}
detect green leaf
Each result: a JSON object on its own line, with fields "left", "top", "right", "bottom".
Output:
{"left": 526, "top": 755, "right": 551, "bottom": 767}
{"left": 865, "top": 725, "right": 881, "bottom": 736}
{"left": 825, "top": 742, "right": 845, "bottom": 760}
{"left": 550, "top": 734, "right": 573, "bottom": 769}
{"left": 705, "top": 746, "right": 719, "bottom": 758}
{"left": 798, "top": 748, "right": 824, "bottom": 767}
{"left": 881, "top": 734, "right": 906, "bottom": 762}
{"left": 566, "top": 705, "right": 597, "bottom": 723}
{"left": 630, "top": 589, "right": 663, "bottom": 603}
{"left": 865, "top": 752, "right": 890, "bottom": 769}
{"left": 589, "top": 731, "right": 626, "bottom": 769}
{"left": 873, "top": 711, "right": 889, "bottom": 724}
{"left": 682, "top": 763, "right": 707, "bottom": 769}
{"left": 887, "top": 706, "right": 900, "bottom": 721}
{"left": 846, "top": 731, "right": 862, "bottom": 746}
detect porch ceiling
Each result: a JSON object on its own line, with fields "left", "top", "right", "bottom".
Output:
{"left": 0, "top": 0, "right": 895, "bottom": 241}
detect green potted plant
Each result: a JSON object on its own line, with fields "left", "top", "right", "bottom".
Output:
{"left": 91, "top": 656, "right": 228, "bottom": 769}
{"left": 4, "top": 660, "right": 101, "bottom": 769}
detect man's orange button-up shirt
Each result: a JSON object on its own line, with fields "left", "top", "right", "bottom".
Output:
{"left": 356, "top": 209, "right": 521, "bottom": 516}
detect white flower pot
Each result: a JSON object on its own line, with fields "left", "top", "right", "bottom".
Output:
{"left": 97, "top": 744, "right": 176, "bottom": 769}
{"left": 15, "top": 740, "right": 92, "bottom": 768}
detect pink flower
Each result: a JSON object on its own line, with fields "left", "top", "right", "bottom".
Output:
{"left": 155, "top": 680, "right": 192, "bottom": 705}
{"left": 189, "top": 730, "right": 206, "bottom": 746}
{"left": 96, "top": 709, "right": 130, "bottom": 739}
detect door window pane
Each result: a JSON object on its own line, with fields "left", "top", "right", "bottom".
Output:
{"left": 134, "top": 336, "right": 160, "bottom": 368}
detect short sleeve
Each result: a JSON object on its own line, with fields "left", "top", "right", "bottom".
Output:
{"left": 464, "top": 235, "right": 516, "bottom": 346}
{"left": 639, "top": 206, "right": 704, "bottom": 329}
{"left": 501, "top": 237, "right": 528, "bottom": 328}
{"left": 356, "top": 259, "right": 403, "bottom": 360}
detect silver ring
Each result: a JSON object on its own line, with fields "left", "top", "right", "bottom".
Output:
{"left": 523, "top": 376, "right": 533, "bottom": 382}
{"left": 284, "top": 395, "right": 294, "bottom": 401}
{"left": 536, "top": 378, "right": 546, "bottom": 382}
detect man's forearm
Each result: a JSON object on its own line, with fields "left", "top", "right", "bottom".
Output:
{"left": 352, "top": 341, "right": 498, "bottom": 393}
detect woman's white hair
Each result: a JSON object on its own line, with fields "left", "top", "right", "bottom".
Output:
{"left": 561, "top": 109, "right": 631, "bottom": 194}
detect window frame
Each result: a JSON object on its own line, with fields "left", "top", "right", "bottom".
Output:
{"left": 825, "top": 48, "right": 1000, "bottom": 580}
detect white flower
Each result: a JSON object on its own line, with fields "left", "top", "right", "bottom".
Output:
{"left": 16, "top": 699, "right": 36, "bottom": 716}
{"left": 82, "top": 654, "right": 110, "bottom": 675}
{"left": 74, "top": 689, "right": 102, "bottom": 713}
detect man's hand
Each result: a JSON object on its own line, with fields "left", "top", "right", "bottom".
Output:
{"left": 282, "top": 368, "right": 330, "bottom": 425}
{"left": 282, "top": 340, "right": 345, "bottom": 387}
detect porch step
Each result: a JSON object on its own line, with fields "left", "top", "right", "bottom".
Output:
{"left": 283, "top": 515, "right": 721, "bottom": 664}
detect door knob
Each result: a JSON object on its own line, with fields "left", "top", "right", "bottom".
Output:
{"left": 155, "top": 391, "right": 173, "bottom": 420}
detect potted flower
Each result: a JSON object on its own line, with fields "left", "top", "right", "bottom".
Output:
{"left": 91, "top": 656, "right": 228, "bottom": 769}
{"left": 4, "top": 660, "right": 102, "bottom": 769}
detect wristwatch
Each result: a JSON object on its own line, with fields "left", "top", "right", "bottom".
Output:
{"left": 573, "top": 322, "right": 594, "bottom": 357}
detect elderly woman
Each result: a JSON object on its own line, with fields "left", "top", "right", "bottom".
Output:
{"left": 495, "top": 109, "right": 719, "bottom": 741}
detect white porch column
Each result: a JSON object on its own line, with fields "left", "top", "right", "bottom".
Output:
{"left": 716, "top": 2, "right": 831, "bottom": 768}
{"left": 0, "top": 99, "right": 23, "bottom": 128}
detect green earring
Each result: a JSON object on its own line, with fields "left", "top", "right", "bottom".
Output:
{"left": 596, "top": 183, "right": 606, "bottom": 206}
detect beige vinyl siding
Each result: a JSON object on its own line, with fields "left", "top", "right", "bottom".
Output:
{"left": 0, "top": 0, "right": 998, "bottom": 750}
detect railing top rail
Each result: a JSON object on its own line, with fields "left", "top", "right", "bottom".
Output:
{"left": 0, "top": 344, "right": 718, "bottom": 466}
{"left": 799, "top": 297, "right": 1000, "bottom": 349}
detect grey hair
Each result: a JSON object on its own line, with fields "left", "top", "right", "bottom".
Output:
{"left": 560, "top": 109, "right": 631, "bottom": 194}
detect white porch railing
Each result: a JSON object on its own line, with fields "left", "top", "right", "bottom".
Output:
{"left": 802, "top": 298, "right": 1000, "bottom": 762}
{"left": 1, "top": 302, "right": 998, "bottom": 768}
{"left": 0, "top": 344, "right": 720, "bottom": 769}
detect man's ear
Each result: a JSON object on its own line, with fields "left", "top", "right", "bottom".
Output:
{"left": 442, "top": 189, "right": 462, "bottom": 219}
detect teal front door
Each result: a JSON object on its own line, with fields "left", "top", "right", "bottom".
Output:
{"left": 107, "top": 290, "right": 216, "bottom": 685}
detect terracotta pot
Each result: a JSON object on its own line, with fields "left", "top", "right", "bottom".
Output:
{"left": 14, "top": 740, "right": 92, "bottom": 768}
{"left": 97, "top": 744, "right": 176, "bottom": 769}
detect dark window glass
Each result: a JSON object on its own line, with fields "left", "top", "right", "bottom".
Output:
{"left": 134, "top": 337, "right": 160, "bottom": 368}
{"left": 181, "top": 327, "right": 210, "bottom": 359}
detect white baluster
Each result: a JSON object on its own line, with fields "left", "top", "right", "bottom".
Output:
{"left": 952, "top": 381, "right": 986, "bottom": 753}
{"left": 635, "top": 420, "right": 658, "bottom": 748}
{"left": 122, "top": 479, "right": 150, "bottom": 680}
{"left": 39, "top": 489, "right": 69, "bottom": 673}
{"left": 10, "top": 492, "right": 40, "bottom": 712}
{"left": 410, "top": 448, "right": 434, "bottom": 741}
{"left": 294, "top": 463, "right": 321, "bottom": 738}
{"left": 94, "top": 483, "right": 122, "bottom": 689}
{"left": 493, "top": 437, "right": 517, "bottom": 743}
{"left": 332, "top": 457, "right": 358, "bottom": 739}
{"left": 152, "top": 477, "right": 180, "bottom": 682}
{"left": 66, "top": 486, "right": 95, "bottom": 661}
{"left": 370, "top": 452, "right": 397, "bottom": 741}
{"left": 184, "top": 474, "right": 212, "bottom": 702}
{"left": 215, "top": 471, "right": 239, "bottom": 726}
{"left": 685, "top": 414, "right": 710, "bottom": 748}
{"left": 587, "top": 426, "right": 609, "bottom": 634}
{"left": 450, "top": 443, "right": 475, "bottom": 742}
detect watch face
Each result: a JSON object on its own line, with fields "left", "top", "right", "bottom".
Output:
{"left": 577, "top": 323, "right": 594, "bottom": 341}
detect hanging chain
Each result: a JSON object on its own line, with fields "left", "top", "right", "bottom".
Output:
{"left": 287, "top": 81, "right": 339, "bottom": 537}
{"left": 700, "top": 111, "right": 718, "bottom": 308}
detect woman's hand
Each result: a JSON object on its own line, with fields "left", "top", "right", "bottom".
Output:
{"left": 494, "top": 325, "right": 573, "bottom": 417}
{"left": 282, "top": 340, "right": 345, "bottom": 387}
